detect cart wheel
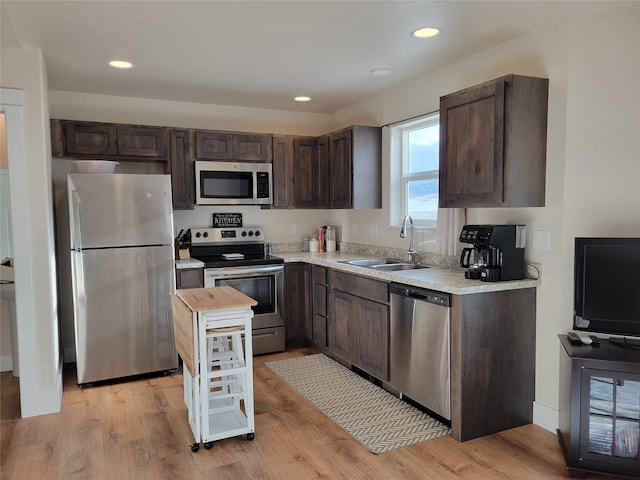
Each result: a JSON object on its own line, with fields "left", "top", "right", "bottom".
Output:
{"left": 247, "top": 433, "right": 255, "bottom": 441}
{"left": 204, "top": 441, "right": 213, "bottom": 449}
{"left": 190, "top": 443, "right": 200, "bottom": 453}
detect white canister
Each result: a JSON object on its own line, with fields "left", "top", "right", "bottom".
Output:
{"left": 309, "top": 237, "right": 319, "bottom": 253}
{"left": 325, "top": 226, "right": 336, "bottom": 252}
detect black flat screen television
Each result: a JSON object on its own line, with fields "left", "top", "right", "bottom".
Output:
{"left": 573, "top": 237, "right": 640, "bottom": 345}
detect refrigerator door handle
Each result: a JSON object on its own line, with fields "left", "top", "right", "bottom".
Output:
{"left": 71, "top": 189, "right": 83, "bottom": 250}
{"left": 74, "top": 252, "right": 86, "bottom": 307}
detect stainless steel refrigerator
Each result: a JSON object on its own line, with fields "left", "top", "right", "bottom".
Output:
{"left": 68, "top": 173, "right": 178, "bottom": 384}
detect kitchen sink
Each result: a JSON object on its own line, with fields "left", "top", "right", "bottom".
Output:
{"left": 339, "top": 258, "right": 440, "bottom": 271}
{"left": 339, "top": 258, "right": 400, "bottom": 267}
{"left": 369, "top": 263, "right": 429, "bottom": 271}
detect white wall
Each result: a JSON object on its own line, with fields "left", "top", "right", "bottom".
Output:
{"left": 41, "top": 8, "right": 640, "bottom": 428}
{"left": 0, "top": 48, "right": 63, "bottom": 417}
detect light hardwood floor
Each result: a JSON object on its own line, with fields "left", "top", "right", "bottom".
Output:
{"left": 0, "top": 347, "right": 613, "bottom": 480}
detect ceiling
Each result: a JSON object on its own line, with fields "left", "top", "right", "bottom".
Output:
{"left": 2, "top": 1, "right": 638, "bottom": 114}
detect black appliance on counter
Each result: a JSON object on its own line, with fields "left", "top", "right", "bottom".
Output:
{"left": 459, "top": 224, "right": 526, "bottom": 282}
{"left": 189, "top": 226, "right": 285, "bottom": 355}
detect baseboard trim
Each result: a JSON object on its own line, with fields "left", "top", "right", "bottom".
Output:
{"left": 0, "top": 354, "right": 13, "bottom": 372}
{"left": 533, "top": 401, "right": 558, "bottom": 433}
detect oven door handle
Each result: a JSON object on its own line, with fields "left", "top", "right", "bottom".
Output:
{"left": 205, "top": 265, "right": 284, "bottom": 278}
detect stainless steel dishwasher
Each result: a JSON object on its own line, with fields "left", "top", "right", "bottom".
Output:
{"left": 389, "top": 282, "right": 451, "bottom": 421}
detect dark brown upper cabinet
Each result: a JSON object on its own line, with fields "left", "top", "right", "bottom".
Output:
{"left": 329, "top": 126, "right": 381, "bottom": 209}
{"left": 51, "top": 120, "right": 168, "bottom": 161}
{"left": 439, "top": 74, "right": 548, "bottom": 208}
{"left": 292, "top": 136, "right": 319, "bottom": 208}
{"left": 271, "top": 135, "right": 292, "bottom": 208}
{"left": 169, "top": 129, "right": 195, "bottom": 210}
{"left": 271, "top": 126, "right": 381, "bottom": 210}
{"left": 194, "top": 130, "right": 271, "bottom": 162}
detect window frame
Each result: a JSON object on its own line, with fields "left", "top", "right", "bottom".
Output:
{"left": 389, "top": 112, "right": 440, "bottom": 229}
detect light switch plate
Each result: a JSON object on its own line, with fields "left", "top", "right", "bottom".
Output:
{"left": 532, "top": 230, "right": 550, "bottom": 251}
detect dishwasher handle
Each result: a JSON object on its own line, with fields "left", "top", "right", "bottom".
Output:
{"left": 389, "top": 282, "right": 450, "bottom": 307}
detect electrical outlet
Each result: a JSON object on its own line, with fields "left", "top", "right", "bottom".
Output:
{"left": 352, "top": 224, "right": 358, "bottom": 237}
{"left": 369, "top": 224, "right": 378, "bottom": 237}
{"left": 532, "top": 230, "right": 550, "bottom": 251}
{"left": 290, "top": 224, "right": 297, "bottom": 234}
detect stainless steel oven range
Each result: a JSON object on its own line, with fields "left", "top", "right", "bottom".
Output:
{"left": 189, "top": 226, "right": 285, "bottom": 355}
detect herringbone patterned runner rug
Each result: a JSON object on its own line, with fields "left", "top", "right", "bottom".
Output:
{"left": 265, "top": 353, "right": 450, "bottom": 454}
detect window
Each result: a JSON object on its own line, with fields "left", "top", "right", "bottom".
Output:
{"left": 390, "top": 112, "right": 440, "bottom": 227}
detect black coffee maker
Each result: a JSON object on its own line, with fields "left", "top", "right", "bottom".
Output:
{"left": 459, "top": 225, "right": 526, "bottom": 282}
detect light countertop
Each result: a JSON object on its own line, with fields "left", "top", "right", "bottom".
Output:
{"left": 275, "top": 251, "right": 540, "bottom": 295}
{"left": 175, "top": 258, "right": 205, "bottom": 269}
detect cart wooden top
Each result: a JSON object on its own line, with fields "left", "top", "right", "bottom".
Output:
{"left": 174, "top": 286, "right": 257, "bottom": 312}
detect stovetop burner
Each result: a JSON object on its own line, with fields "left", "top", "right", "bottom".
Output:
{"left": 188, "top": 226, "right": 282, "bottom": 269}
{"left": 192, "top": 254, "right": 283, "bottom": 269}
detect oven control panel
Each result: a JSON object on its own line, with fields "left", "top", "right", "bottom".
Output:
{"left": 191, "top": 227, "right": 264, "bottom": 244}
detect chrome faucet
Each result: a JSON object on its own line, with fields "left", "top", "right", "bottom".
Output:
{"left": 400, "top": 215, "right": 417, "bottom": 263}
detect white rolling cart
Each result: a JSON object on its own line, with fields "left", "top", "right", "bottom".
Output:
{"left": 171, "top": 286, "right": 257, "bottom": 452}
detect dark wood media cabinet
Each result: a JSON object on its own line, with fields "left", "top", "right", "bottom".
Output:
{"left": 558, "top": 335, "right": 640, "bottom": 478}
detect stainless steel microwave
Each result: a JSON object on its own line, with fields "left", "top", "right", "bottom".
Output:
{"left": 195, "top": 161, "right": 272, "bottom": 205}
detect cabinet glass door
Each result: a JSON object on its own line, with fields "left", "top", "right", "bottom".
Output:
{"left": 582, "top": 369, "right": 640, "bottom": 460}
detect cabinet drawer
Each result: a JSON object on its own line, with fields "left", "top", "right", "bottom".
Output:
{"left": 312, "top": 265, "right": 327, "bottom": 285}
{"left": 330, "top": 270, "right": 388, "bottom": 304}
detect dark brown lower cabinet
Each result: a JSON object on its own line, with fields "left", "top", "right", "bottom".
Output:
{"left": 311, "top": 266, "right": 328, "bottom": 349}
{"left": 176, "top": 268, "right": 203, "bottom": 289}
{"left": 558, "top": 335, "right": 640, "bottom": 478}
{"left": 284, "top": 263, "right": 537, "bottom": 443}
{"left": 284, "top": 263, "right": 311, "bottom": 341}
{"left": 329, "top": 270, "right": 389, "bottom": 381}
{"left": 450, "top": 288, "right": 536, "bottom": 441}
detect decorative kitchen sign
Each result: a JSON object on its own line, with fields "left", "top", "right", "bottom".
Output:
{"left": 213, "top": 213, "right": 242, "bottom": 228}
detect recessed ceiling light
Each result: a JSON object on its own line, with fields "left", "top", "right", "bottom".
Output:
{"left": 371, "top": 68, "right": 392, "bottom": 77}
{"left": 294, "top": 96, "right": 311, "bottom": 102}
{"left": 411, "top": 27, "right": 441, "bottom": 39}
{"left": 109, "top": 60, "right": 134, "bottom": 69}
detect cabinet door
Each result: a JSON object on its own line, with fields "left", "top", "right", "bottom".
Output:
{"left": 169, "top": 129, "right": 195, "bottom": 209}
{"left": 116, "top": 126, "right": 168, "bottom": 159}
{"left": 329, "top": 290, "right": 357, "bottom": 364}
{"left": 233, "top": 134, "right": 271, "bottom": 162}
{"left": 284, "top": 263, "right": 310, "bottom": 340}
{"left": 272, "top": 135, "right": 292, "bottom": 208}
{"left": 316, "top": 135, "right": 331, "bottom": 209}
{"left": 312, "top": 283, "right": 327, "bottom": 316}
{"left": 194, "top": 131, "right": 234, "bottom": 160}
{"left": 292, "top": 137, "right": 318, "bottom": 208}
{"left": 580, "top": 368, "right": 640, "bottom": 468}
{"left": 356, "top": 297, "right": 389, "bottom": 380}
{"left": 312, "top": 313, "right": 328, "bottom": 348}
{"left": 329, "top": 129, "right": 353, "bottom": 209}
{"left": 439, "top": 79, "right": 505, "bottom": 207}
{"left": 176, "top": 268, "right": 203, "bottom": 289}
{"left": 64, "top": 121, "right": 118, "bottom": 156}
